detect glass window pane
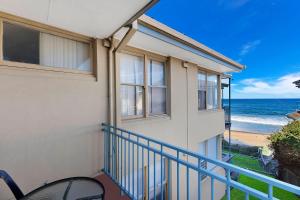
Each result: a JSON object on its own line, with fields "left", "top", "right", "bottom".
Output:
{"left": 76, "top": 41, "right": 91, "bottom": 72}
{"left": 148, "top": 60, "right": 165, "bottom": 86}
{"left": 149, "top": 87, "right": 166, "bottom": 115}
{"left": 198, "top": 72, "right": 207, "bottom": 110}
{"left": 198, "top": 90, "right": 206, "bottom": 110}
{"left": 207, "top": 74, "right": 218, "bottom": 109}
{"left": 3, "top": 22, "right": 39, "bottom": 64}
{"left": 198, "top": 141, "right": 206, "bottom": 156}
{"left": 120, "top": 53, "right": 144, "bottom": 85}
{"left": 40, "top": 33, "right": 91, "bottom": 71}
{"left": 121, "top": 85, "right": 144, "bottom": 117}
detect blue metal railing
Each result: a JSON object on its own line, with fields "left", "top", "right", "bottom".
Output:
{"left": 102, "top": 123, "right": 300, "bottom": 200}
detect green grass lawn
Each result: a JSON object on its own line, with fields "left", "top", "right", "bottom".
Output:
{"left": 230, "top": 153, "right": 265, "bottom": 173}
{"left": 221, "top": 151, "right": 300, "bottom": 200}
{"left": 222, "top": 174, "right": 300, "bottom": 200}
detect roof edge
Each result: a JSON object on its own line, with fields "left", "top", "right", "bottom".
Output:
{"left": 110, "top": 0, "right": 159, "bottom": 37}
{"left": 138, "top": 15, "right": 245, "bottom": 71}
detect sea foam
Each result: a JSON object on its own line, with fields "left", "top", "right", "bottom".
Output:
{"left": 231, "top": 115, "right": 290, "bottom": 126}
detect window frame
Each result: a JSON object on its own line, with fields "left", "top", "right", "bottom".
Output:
{"left": 197, "top": 70, "right": 207, "bottom": 111}
{"left": 199, "top": 134, "right": 220, "bottom": 180}
{"left": 207, "top": 73, "right": 219, "bottom": 110}
{"left": 148, "top": 59, "right": 168, "bottom": 116}
{"left": 119, "top": 51, "right": 145, "bottom": 119}
{"left": 197, "top": 70, "right": 221, "bottom": 111}
{"left": 0, "top": 16, "right": 95, "bottom": 75}
{"left": 119, "top": 49, "right": 169, "bottom": 120}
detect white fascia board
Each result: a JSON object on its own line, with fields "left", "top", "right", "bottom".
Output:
{"left": 137, "top": 24, "right": 242, "bottom": 72}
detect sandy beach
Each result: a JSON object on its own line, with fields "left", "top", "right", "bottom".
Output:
{"left": 224, "top": 130, "right": 270, "bottom": 147}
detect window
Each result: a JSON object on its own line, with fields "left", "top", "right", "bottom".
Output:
{"left": 2, "top": 22, "right": 92, "bottom": 72}
{"left": 198, "top": 71, "right": 219, "bottom": 110}
{"left": 40, "top": 33, "right": 91, "bottom": 71}
{"left": 198, "top": 140, "right": 207, "bottom": 179}
{"left": 207, "top": 136, "right": 218, "bottom": 169}
{"left": 198, "top": 135, "right": 219, "bottom": 171}
{"left": 3, "top": 22, "right": 40, "bottom": 64}
{"left": 148, "top": 60, "right": 167, "bottom": 115}
{"left": 120, "top": 53, "right": 144, "bottom": 118}
{"left": 198, "top": 72, "right": 207, "bottom": 110}
{"left": 207, "top": 74, "right": 218, "bottom": 109}
{"left": 120, "top": 53, "right": 167, "bottom": 119}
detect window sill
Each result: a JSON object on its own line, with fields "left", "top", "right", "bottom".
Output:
{"left": 198, "top": 109, "right": 223, "bottom": 114}
{"left": 121, "top": 114, "right": 171, "bottom": 123}
{"left": 0, "top": 60, "right": 94, "bottom": 77}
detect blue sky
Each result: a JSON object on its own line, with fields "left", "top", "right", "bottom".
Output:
{"left": 147, "top": 0, "right": 300, "bottom": 98}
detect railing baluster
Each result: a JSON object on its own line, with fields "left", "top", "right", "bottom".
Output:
{"left": 111, "top": 131, "right": 113, "bottom": 178}
{"left": 245, "top": 193, "right": 249, "bottom": 200}
{"left": 154, "top": 153, "right": 156, "bottom": 200}
{"left": 177, "top": 151, "right": 180, "bottom": 200}
{"left": 104, "top": 128, "right": 107, "bottom": 172}
{"left": 121, "top": 131, "right": 123, "bottom": 188}
{"left": 226, "top": 169, "right": 231, "bottom": 200}
{"left": 147, "top": 141, "right": 150, "bottom": 200}
{"left": 115, "top": 131, "right": 117, "bottom": 179}
{"left": 187, "top": 166, "right": 190, "bottom": 200}
{"left": 117, "top": 135, "right": 120, "bottom": 182}
{"left": 142, "top": 147, "right": 145, "bottom": 200}
{"left": 128, "top": 134, "right": 131, "bottom": 193}
{"left": 113, "top": 131, "right": 116, "bottom": 179}
{"left": 132, "top": 141, "right": 135, "bottom": 198}
{"left": 168, "top": 159, "right": 171, "bottom": 200}
{"left": 112, "top": 130, "right": 115, "bottom": 179}
{"left": 137, "top": 138, "right": 140, "bottom": 200}
{"left": 198, "top": 158, "right": 202, "bottom": 200}
{"left": 124, "top": 133, "right": 127, "bottom": 190}
{"left": 268, "top": 184, "right": 273, "bottom": 199}
{"left": 160, "top": 145, "right": 163, "bottom": 200}
{"left": 211, "top": 177, "right": 214, "bottom": 200}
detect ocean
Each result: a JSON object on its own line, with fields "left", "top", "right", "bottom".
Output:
{"left": 224, "top": 99, "right": 300, "bottom": 134}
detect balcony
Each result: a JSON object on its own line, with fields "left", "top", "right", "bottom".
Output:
{"left": 223, "top": 105, "right": 231, "bottom": 129}
{"left": 101, "top": 123, "right": 300, "bottom": 200}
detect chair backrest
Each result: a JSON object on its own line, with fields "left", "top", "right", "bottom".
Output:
{"left": 0, "top": 170, "right": 24, "bottom": 199}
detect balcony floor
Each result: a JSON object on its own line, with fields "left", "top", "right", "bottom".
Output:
{"left": 95, "top": 174, "right": 130, "bottom": 200}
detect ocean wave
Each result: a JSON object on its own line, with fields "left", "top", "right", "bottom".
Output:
{"left": 231, "top": 115, "right": 290, "bottom": 126}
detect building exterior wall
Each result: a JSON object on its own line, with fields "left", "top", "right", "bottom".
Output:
{"left": 0, "top": 38, "right": 108, "bottom": 199}
{"left": 117, "top": 54, "right": 226, "bottom": 199}
{"left": 117, "top": 56, "right": 225, "bottom": 150}
{"left": 0, "top": 14, "right": 226, "bottom": 199}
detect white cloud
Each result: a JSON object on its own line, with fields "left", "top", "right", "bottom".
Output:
{"left": 235, "top": 72, "right": 300, "bottom": 98}
{"left": 239, "top": 40, "right": 261, "bottom": 57}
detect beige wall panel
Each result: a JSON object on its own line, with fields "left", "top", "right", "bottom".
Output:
{"left": 0, "top": 40, "right": 108, "bottom": 199}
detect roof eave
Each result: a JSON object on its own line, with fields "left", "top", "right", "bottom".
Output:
{"left": 110, "top": 0, "right": 159, "bottom": 37}
{"left": 138, "top": 15, "right": 245, "bottom": 72}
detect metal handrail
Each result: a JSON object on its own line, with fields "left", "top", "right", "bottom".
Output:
{"left": 102, "top": 123, "right": 300, "bottom": 200}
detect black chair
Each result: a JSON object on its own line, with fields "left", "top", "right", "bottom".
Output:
{"left": 0, "top": 170, "right": 105, "bottom": 200}
{"left": 0, "top": 170, "right": 24, "bottom": 199}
